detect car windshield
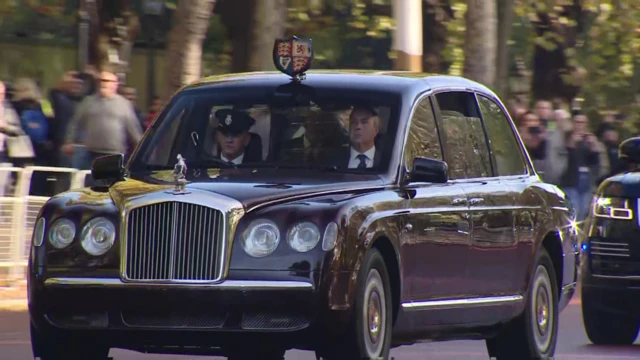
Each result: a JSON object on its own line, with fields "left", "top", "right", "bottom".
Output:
{"left": 128, "top": 84, "right": 402, "bottom": 174}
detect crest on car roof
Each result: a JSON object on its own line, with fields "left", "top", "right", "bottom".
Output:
{"left": 273, "top": 36, "right": 313, "bottom": 81}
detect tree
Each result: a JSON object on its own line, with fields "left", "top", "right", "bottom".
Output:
{"left": 422, "top": 0, "right": 454, "bottom": 73}
{"left": 165, "top": 0, "right": 216, "bottom": 99}
{"left": 463, "top": 0, "right": 497, "bottom": 88}
{"left": 495, "top": 0, "right": 515, "bottom": 97}
{"left": 216, "top": 0, "right": 287, "bottom": 73}
{"left": 530, "top": 1, "right": 588, "bottom": 103}
{"left": 80, "top": 0, "right": 140, "bottom": 78}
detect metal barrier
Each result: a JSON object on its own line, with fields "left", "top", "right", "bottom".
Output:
{"left": 1, "top": 166, "right": 92, "bottom": 283}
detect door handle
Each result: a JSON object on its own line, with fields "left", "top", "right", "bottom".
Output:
{"left": 469, "top": 197, "right": 484, "bottom": 205}
{"left": 451, "top": 197, "right": 467, "bottom": 206}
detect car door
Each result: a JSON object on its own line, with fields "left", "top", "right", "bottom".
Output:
{"left": 433, "top": 91, "right": 518, "bottom": 297}
{"left": 400, "top": 95, "right": 471, "bottom": 302}
{"left": 475, "top": 94, "right": 535, "bottom": 295}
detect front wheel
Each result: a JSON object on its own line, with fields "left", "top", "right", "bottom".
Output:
{"left": 486, "top": 247, "right": 559, "bottom": 360}
{"left": 582, "top": 291, "right": 639, "bottom": 345}
{"left": 318, "top": 248, "right": 393, "bottom": 360}
{"left": 31, "top": 323, "right": 110, "bottom": 360}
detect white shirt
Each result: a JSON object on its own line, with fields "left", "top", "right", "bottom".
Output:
{"left": 348, "top": 146, "right": 376, "bottom": 169}
{"left": 221, "top": 153, "right": 244, "bottom": 165}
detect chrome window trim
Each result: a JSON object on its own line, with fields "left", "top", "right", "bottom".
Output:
{"left": 395, "top": 89, "right": 435, "bottom": 187}
{"left": 118, "top": 189, "right": 245, "bottom": 284}
{"left": 44, "top": 277, "right": 313, "bottom": 290}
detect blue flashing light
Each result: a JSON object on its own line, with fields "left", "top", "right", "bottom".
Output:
{"left": 581, "top": 243, "right": 588, "bottom": 251}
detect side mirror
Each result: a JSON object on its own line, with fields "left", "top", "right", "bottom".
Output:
{"left": 408, "top": 157, "right": 448, "bottom": 184}
{"left": 91, "top": 154, "right": 126, "bottom": 185}
{"left": 619, "top": 137, "right": 640, "bottom": 164}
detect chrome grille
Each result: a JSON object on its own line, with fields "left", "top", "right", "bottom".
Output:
{"left": 590, "top": 241, "right": 630, "bottom": 258}
{"left": 589, "top": 240, "right": 640, "bottom": 276}
{"left": 124, "top": 202, "right": 223, "bottom": 281}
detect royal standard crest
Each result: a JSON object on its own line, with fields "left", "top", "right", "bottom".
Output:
{"left": 273, "top": 36, "right": 313, "bottom": 79}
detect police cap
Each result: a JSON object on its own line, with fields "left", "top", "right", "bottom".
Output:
{"left": 215, "top": 109, "right": 256, "bottom": 135}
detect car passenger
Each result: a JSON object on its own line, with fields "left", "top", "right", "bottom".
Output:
{"left": 340, "top": 104, "right": 381, "bottom": 169}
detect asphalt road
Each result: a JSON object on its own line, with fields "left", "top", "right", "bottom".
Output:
{"left": 1, "top": 300, "right": 639, "bottom": 360}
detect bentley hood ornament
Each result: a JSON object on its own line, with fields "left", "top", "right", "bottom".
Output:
{"left": 172, "top": 154, "right": 188, "bottom": 193}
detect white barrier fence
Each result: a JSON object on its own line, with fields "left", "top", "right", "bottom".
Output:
{"left": 0, "top": 165, "right": 91, "bottom": 283}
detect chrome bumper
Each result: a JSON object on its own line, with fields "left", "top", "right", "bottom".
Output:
{"left": 44, "top": 277, "right": 313, "bottom": 290}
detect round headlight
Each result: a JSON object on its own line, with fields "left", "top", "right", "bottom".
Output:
{"left": 33, "top": 217, "right": 46, "bottom": 247}
{"left": 241, "top": 219, "right": 280, "bottom": 258}
{"left": 81, "top": 217, "right": 116, "bottom": 256}
{"left": 48, "top": 218, "right": 76, "bottom": 249}
{"left": 287, "top": 222, "right": 321, "bottom": 252}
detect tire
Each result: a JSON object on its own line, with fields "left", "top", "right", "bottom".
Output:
{"left": 318, "top": 248, "right": 393, "bottom": 360}
{"left": 582, "top": 291, "right": 640, "bottom": 345}
{"left": 30, "top": 323, "right": 110, "bottom": 360}
{"left": 486, "top": 248, "right": 559, "bottom": 360}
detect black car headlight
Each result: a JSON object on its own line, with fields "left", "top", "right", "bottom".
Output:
{"left": 48, "top": 218, "right": 76, "bottom": 249}
{"left": 241, "top": 219, "right": 281, "bottom": 258}
{"left": 592, "top": 196, "right": 632, "bottom": 220}
{"left": 287, "top": 221, "right": 321, "bottom": 253}
{"left": 80, "top": 217, "right": 116, "bottom": 256}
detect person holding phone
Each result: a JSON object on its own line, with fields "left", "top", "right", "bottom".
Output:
{"left": 559, "top": 110, "right": 601, "bottom": 220}
{"left": 518, "top": 111, "right": 547, "bottom": 171}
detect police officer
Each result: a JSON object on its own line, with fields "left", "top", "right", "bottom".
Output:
{"left": 214, "top": 109, "right": 256, "bottom": 165}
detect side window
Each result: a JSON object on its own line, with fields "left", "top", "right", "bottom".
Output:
{"left": 435, "top": 91, "right": 492, "bottom": 179}
{"left": 476, "top": 95, "right": 527, "bottom": 176}
{"left": 404, "top": 97, "right": 443, "bottom": 171}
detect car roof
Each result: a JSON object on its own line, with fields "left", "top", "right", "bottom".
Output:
{"left": 181, "top": 70, "right": 497, "bottom": 98}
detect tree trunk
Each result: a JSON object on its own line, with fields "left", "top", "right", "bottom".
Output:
{"left": 81, "top": 0, "right": 140, "bottom": 80}
{"left": 165, "top": 0, "right": 216, "bottom": 99}
{"left": 247, "top": 0, "right": 287, "bottom": 71}
{"left": 531, "top": 2, "right": 586, "bottom": 103}
{"left": 495, "top": 0, "right": 514, "bottom": 98}
{"left": 217, "top": 0, "right": 286, "bottom": 72}
{"left": 463, "top": 0, "right": 497, "bottom": 88}
{"left": 422, "top": 0, "right": 453, "bottom": 73}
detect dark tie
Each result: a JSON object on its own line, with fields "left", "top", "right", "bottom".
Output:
{"left": 356, "top": 154, "right": 368, "bottom": 169}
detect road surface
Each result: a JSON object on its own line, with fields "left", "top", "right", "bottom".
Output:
{"left": 1, "top": 300, "right": 639, "bottom": 359}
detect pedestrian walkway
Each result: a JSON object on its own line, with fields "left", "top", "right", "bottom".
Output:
{"left": 0, "top": 281, "right": 26, "bottom": 311}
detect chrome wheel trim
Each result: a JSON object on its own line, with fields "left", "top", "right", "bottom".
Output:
{"left": 363, "top": 268, "right": 386, "bottom": 356}
{"left": 531, "top": 264, "right": 554, "bottom": 352}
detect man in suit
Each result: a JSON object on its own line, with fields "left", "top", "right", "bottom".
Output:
{"left": 213, "top": 108, "right": 258, "bottom": 165}
{"left": 345, "top": 104, "right": 381, "bottom": 169}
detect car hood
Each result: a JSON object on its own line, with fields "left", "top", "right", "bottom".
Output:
{"left": 117, "top": 168, "right": 386, "bottom": 211}
{"left": 598, "top": 170, "right": 640, "bottom": 198}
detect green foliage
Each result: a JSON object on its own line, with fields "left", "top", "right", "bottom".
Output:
{"left": 0, "top": 0, "right": 78, "bottom": 44}
{"left": 574, "top": 1, "right": 640, "bottom": 136}
{"left": 285, "top": 0, "right": 394, "bottom": 70}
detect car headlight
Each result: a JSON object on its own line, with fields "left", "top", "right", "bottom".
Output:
{"left": 322, "top": 222, "right": 339, "bottom": 251}
{"left": 48, "top": 218, "right": 76, "bottom": 249}
{"left": 33, "top": 217, "right": 46, "bottom": 247}
{"left": 241, "top": 219, "right": 280, "bottom": 258}
{"left": 592, "top": 196, "right": 632, "bottom": 220}
{"left": 287, "top": 222, "right": 321, "bottom": 252}
{"left": 81, "top": 217, "right": 116, "bottom": 256}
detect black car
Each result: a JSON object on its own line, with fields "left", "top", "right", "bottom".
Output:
{"left": 28, "top": 38, "right": 578, "bottom": 360}
{"left": 580, "top": 136, "right": 640, "bottom": 345}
